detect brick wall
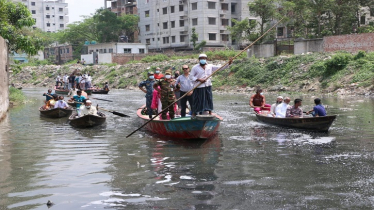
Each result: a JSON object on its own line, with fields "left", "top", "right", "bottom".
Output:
{"left": 112, "top": 54, "right": 148, "bottom": 64}
{"left": 0, "top": 36, "right": 9, "bottom": 122}
{"left": 324, "top": 33, "right": 374, "bottom": 53}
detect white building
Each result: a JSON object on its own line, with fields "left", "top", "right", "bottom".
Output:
{"left": 137, "top": 0, "right": 257, "bottom": 50}
{"left": 13, "top": 0, "right": 69, "bottom": 32}
{"left": 87, "top": 42, "right": 148, "bottom": 54}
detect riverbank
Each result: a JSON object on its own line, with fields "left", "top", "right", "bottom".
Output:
{"left": 8, "top": 87, "right": 26, "bottom": 106}
{"left": 9, "top": 51, "right": 374, "bottom": 96}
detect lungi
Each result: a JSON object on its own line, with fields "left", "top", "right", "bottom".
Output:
{"left": 192, "top": 86, "right": 213, "bottom": 114}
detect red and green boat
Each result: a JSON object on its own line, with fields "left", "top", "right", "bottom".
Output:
{"left": 137, "top": 105, "right": 222, "bottom": 139}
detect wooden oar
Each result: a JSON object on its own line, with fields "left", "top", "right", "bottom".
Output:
{"left": 98, "top": 107, "right": 130, "bottom": 117}
{"left": 126, "top": 16, "right": 287, "bottom": 138}
{"left": 92, "top": 98, "right": 113, "bottom": 102}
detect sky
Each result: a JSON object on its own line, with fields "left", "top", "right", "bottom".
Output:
{"left": 65, "top": 0, "right": 108, "bottom": 23}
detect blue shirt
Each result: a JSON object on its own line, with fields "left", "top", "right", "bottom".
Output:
{"left": 43, "top": 93, "right": 53, "bottom": 101}
{"left": 313, "top": 104, "right": 326, "bottom": 116}
{"left": 138, "top": 80, "right": 155, "bottom": 98}
{"left": 73, "top": 95, "right": 86, "bottom": 108}
{"left": 176, "top": 74, "right": 194, "bottom": 92}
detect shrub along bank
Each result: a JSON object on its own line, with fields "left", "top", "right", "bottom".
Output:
{"left": 9, "top": 87, "right": 26, "bottom": 105}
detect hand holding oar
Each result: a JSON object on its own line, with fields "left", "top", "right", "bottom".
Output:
{"left": 91, "top": 98, "right": 113, "bottom": 102}
{"left": 98, "top": 107, "right": 130, "bottom": 117}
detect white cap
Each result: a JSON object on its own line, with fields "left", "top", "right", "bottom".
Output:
{"left": 156, "top": 67, "right": 161, "bottom": 70}
{"left": 199, "top": 54, "right": 207, "bottom": 58}
{"left": 277, "top": 96, "right": 283, "bottom": 99}
{"left": 85, "top": 100, "right": 92, "bottom": 103}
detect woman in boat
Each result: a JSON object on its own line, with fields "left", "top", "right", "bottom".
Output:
{"left": 42, "top": 95, "right": 58, "bottom": 110}
{"left": 249, "top": 89, "right": 271, "bottom": 113}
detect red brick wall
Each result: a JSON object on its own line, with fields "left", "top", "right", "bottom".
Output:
{"left": 112, "top": 54, "right": 148, "bottom": 64}
{"left": 323, "top": 33, "right": 374, "bottom": 53}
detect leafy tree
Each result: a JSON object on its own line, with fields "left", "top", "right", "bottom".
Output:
{"left": 191, "top": 28, "right": 198, "bottom": 49}
{"left": 248, "top": 0, "right": 277, "bottom": 37}
{"left": 93, "top": 8, "right": 124, "bottom": 43}
{"left": 0, "top": 0, "right": 42, "bottom": 55}
{"left": 119, "top": 14, "right": 139, "bottom": 42}
{"left": 227, "top": 18, "right": 257, "bottom": 46}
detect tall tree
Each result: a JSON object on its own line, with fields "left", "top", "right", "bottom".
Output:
{"left": 93, "top": 8, "right": 124, "bottom": 43}
{"left": 248, "top": 0, "right": 277, "bottom": 37}
{"left": 227, "top": 18, "right": 257, "bottom": 46}
{"left": 119, "top": 14, "right": 139, "bottom": 42}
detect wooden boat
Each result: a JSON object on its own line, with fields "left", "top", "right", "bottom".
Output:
{"left": 255, "top": 113, "right": 337, "bottom": 132}
{"left": 54, "top": 87, "right": 69, "bottom": 95}
{"left": 92, "top": 89, "right": 109, "bottom": 94}
{"left": 137, "top": 105, "right": 222, "bottom": 139}
{"left": 69, "top": 112, "right": 106, "bottom": 128}
{"left": 39, "top": 107, "right": 73, "bottom": 118}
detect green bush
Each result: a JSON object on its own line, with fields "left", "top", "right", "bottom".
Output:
{"left": 9, "top": 87, "right": 26, "bottom": 104}
{"left": 324, "top": 52, "right": 352, "bottom": 76}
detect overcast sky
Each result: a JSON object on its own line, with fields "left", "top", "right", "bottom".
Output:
{"left": 65, "top": 0, "right": 107, "bottom": 23}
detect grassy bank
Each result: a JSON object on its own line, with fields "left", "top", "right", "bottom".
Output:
{"left": 9, "top": 87, "right": 26, "bottom": 105}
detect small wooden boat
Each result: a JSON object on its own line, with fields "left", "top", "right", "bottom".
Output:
{"left": 255, "top": 113, "right": 337, "bottom": 132}
{"left": 92, "top": 89, "right": 109, "bottom": 94}
{"left": 69, "top": 112, "right": 106, "bottom": 128}
{"left": 137, "top": 105, "right": 222, "bottom": 139}
{"left": 54, "top": 87, "right": 69, "bottom": 95}
{"left": 39, "top": 107, "right": 73, "bottom": 118}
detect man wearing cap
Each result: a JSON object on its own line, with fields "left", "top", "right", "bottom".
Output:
{"left": 175, "top": 65, "right": 194, "bottom": 117}
{"left": 139, "top": 71, "right": 156, "bottom": 119}
{"left": 154, "top": 67, "right": 164, "bottom": 80}
{"left": 153, "top": 69, "right": 180, "bottom": 120}
{"left": 79, "top": 100, "right": 98, "bottom": 117}
{"left": 270, "top": 96, "right": 283, "bottom": 117}
{"left": 189, "top": 54, "right": 233, "bottom": 118}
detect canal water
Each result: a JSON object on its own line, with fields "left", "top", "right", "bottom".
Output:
{"left": 1, "top": 88, "right": 374, "bottom": 210}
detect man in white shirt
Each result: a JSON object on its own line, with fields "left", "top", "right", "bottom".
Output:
{"left": 63, "top": 74, "right": 69, "bottom": 89}
{"left": 79, "top": 100, "right": 98, "bottom": 117}
{"left": 270, "top": 96, "right": 283, "bottom": 116}
{"left": 189, "top": 54, "right": 232, "bottom": 118}
{"left": 54, "top": 96, "right": 69, "bottom": 109}
{"left": 275, "top": 97, "right": 291, "bottom": 118}
{"left": 85, "top": 74, "right": 92, "bottom": 89}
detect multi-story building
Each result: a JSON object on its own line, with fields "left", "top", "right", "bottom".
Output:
{"left": 137, "top": 0, "right": 257, "bottom": 51}
{"left": 13, "top": 0, "right": 69, "bottom": 32}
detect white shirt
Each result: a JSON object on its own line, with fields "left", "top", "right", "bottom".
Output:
{"left": 176, "top": 74, "right": 193, "bottom": 92}
{"left": 56, "top": 75, "right": 61, "bottom": 82}
{"left": 86, "top": 75, "right": 92, "bottom": 82}
{"left": 189, "top": 63, "right": 229, "bottom": 88}
{"left": 63, "top": 75, "right": 69, "bottom": 83}
{"left": 275, "top": 102, "right": 291, "bottom": 118}
{"left": 68, "top": 89, "right": 77, "bottom": 97}
{"left": 79, "top": 106, "right": 98, "bottom": 117}
{"left": 54, "top": 100, "right": 69, "bottom": 109}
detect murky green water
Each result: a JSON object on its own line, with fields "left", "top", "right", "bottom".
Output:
{"left": 1, "top": 88, "right": 374, "bottom": 209}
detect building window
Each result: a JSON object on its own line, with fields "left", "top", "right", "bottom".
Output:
{"left": 192, "top": 18, "right": 198, "bottom": 26}
{"left": 52, "top": 7, "right": 54, "bottom": 9}
{"left": 208, "top": 2, "right": 216, "bottom": 9}
{"left": 163, "top": 22, "right": 168, "bottom": 29}
{"left": 171, "top": 21, "right": 175, "bottom": 28}
{"left": 47, "top": 23, "right": 50, "bottom": 27}
{"left": 171, "top": 36, "right": 175, "bottom": 43}
{"left": 34, "top": 18, "right": 36, "bottom": 23}
{"left": 221, "top": 3, "right": 228, "bottom": 10}
{"left": 146, "top": 39, "right": 150, "bottom": 44}
{"left": 209, "top": 33, "right": 216, "bottom": 40}
{"left": 163, "top": 7, "right": 167, "bottom": 14}
{"left": 370, "top": 8, "right": 374, "bottom": 16}
{"left": 104, "top": 49, "right": 107, "bottom": 53}
{"left": 231, "top": 3, "right": 236, "bottom": 13}
{"left": 31, "top": 2, "right": 35, "bottom": 6}
{"left": 221, "top": 34, "right": 229, "bottom": 41}
{"left": 171, "top": 6, "right": 175, "bottom": 13}
{"left": 109, "top": 48, "right": 113, "bottom": 53}
{"left": 60, "top": 16, "right": 63, "bottom": 19}
{"left": 180, "top": 20, "right": 184, "bottom": 27}
{"left": 163, "top": 37, "right": 169, "bottom": 44}
{"left": 221, "top": 19, "right": 229, "bottom": 26}
{"left": 231, "top": 18, "right": 237, "bottom": 27}
{"left": 360, "top": 16, "right": 366, "bottom": 25}
{"left": 46, "top": 6, "right": 49, "bottom": 10}
{"left": 180, "top": 35, "right": 185, "bottom": 42}
{"left": 146, "top": 25, "right": 150, "bottom": 31}
{"left": 46, "top": 15, "right": 50, "bottom": 18}
{"left": 139, "top": 49, "right": 145, "bottom": 53}
{"left": 60, "top": 24, "right": 64, "bottom": 27}
{"left": 32, "top": 10, "right": 36, "bottom": 14}
{"left": 145, "top": 10, "right": 149, "bottom": 17}
{"left": 59, "top": 8, "right": 63, "bottom": 12}
{"left": 123, "top": 48, "right": 132, "bottom": 53}
{"left": 277, "top": 27, "right": 284, "bottom": 36}
{"left": 192, "top": 2, "right": 197, "bottom": 10}
{"left": 99, "top": 49, "right": 103, "bottom": 53}
{"left": 179, "top": 5, "right": 184, "bottom": 11}
{"left": 208, "top": 17, "right": 216, "bottom": 25}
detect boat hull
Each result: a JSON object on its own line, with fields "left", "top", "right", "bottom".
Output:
{"left": 54, "top": 88, "right": 69, "bottom": 95}
{"left": 137, "top": 106, "right": 222, "bottom": 139}
{"left": 92, "top": 90, "right": 109, "bottom": 94}
{"left": 39, "top": 107, "right": 73, "bottom": 118}
{"left": 255, "top": 114, "right": 337, "bottom": 132}
{"left": 69, "top": 112, "right": 106, "bottom": 128}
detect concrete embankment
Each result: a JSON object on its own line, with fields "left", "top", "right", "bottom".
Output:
{"left": 0, "top": 36, "right": 9, "bottom": 122}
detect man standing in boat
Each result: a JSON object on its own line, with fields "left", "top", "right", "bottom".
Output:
{"left": 189, "top": 54, "right": 233, "bottom": 118}
{"left": 139, "top": 71, "right": 156, "bottom": 119}
{"left": 153, "top": 69, "right": 180, "bottom": 120}
{"left": 175, "top": 65, "right": 194, "bottom": 117}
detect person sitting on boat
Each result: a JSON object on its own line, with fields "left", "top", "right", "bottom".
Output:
{"left": 250, "top": 89, "right": 271, "bottom": 113}
{"left": 286, "top": 98, "right": 303, "bottom": 118}
{"left": 43, "top": 95, "right": 58, "bottom": 110}
{"left": 154, "top": 67, "right": 164, "bottom": 80}
{"left": 104, "top": 82, "right": 109, "bottom": 91}
{"left": 153, "top": 69, "right": 180, "bottom": 120}
{"left": 70, "top": 90, "right": 86, "bottom": 114}
{"left": 43, "top": 89, "right": 54, "bottom": 103}
{"left": 175, "top": 65, "right": 194, "bottom": 117}
{"left": 55, "top": 74, "right": 61, "bottom": 86}
{"left": 270, "top": 96, "right": 283, "bottom": 116}
{"left": 54, "top": 96, "right": 69, "bottom": 109}
{"left": 306, "top": 98, "right": 327, "bottom": 117}
{"left": 275, "top": 97, "right": 291, "bottom": 118}
{"left": 80, "top": 89, "right": 88, "bottom": 98}
{"left": 79, "top": 100, "right": 98, "bottom": 117}
{"left": 139, "top": 71, "right": 156, "bottom": 119}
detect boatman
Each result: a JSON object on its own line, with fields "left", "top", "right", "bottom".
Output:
{"left": 79, "top": 100, "right": 98, "bottom": 117}
{"left": 306, "top": 98, "right": 327, "bottom": 117}
{"left": 153, "top": 69, "right": 180, "bottom": 120}
{"left": 139, "top": 71, "right": 156, "bottom": 119}
{"left": 189, "top": 54, "right": 233, "bottom": 119}
{"left": 43, "top": 89, "right": 54, "bottom": 103}
{"left": 71, "top": 90, "right": 86, "bottom": 115}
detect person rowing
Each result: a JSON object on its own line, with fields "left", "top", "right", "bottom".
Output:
{"left": 69, "top": 90, "right": 86, "bottom": 115}
{"left": 306, "top": 98, "right": 326, "bottom": 117}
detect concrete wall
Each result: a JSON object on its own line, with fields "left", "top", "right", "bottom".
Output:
{"left": 294, "top": 39, "right": 323, "bottom": 55}
{"left": 248, "top": 44, "right": 275, "bottom": 58}
{"left": 98, "top": 53, "right": 112, "bottom": 64}
{"left": 81, "top": 54, "right": 94, "bottom": 64}
{"left": 323, "top": 33, "right": 374, "bottom": 53}
{"left": 0, "top": 36, "right": 9, "bottom": 122}
{"left": 112, "top": 54, "right": 148, "bottom": 65}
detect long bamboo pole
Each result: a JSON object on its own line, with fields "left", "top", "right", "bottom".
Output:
{"left": 126, "top": 16, "right": 287, "bottom": 138}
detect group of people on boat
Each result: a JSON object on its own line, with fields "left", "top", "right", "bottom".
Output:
{"left": 55, "top": 71, "right": 108, "bottom": 92}
{"left": 139, "top": 54, "right": 233, "bottom": 120}
{"left": 42, "top": 89, "right": 69, "bottom": 110}
{"left": 249, "top": 88, "right": 327, "bottom": 118}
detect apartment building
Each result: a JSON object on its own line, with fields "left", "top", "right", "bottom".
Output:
{"left": 13, "top": 0, "right": 69, "bottom": 32}
{"left": 137, "top": 0, "right": 257, "bottom": 50}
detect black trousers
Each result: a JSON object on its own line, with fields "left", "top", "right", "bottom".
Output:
{"left": 180, "top": 91, "right": 193, "bottom": 117}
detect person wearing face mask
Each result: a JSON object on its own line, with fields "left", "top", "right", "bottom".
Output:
{"left": 189, "top": 54, "right": 233, "bottom": 118}
{"left": 154, "top": 67, "right": 164, "bottom": 79}
{"left": 249, "top": 88, "right": 271, "bottom": 113}
{"left": 54, "top": 96, "right": 69, "bottom": 109}
{"left": 79, "top": 100, "right": 98, "bottom": 117}
{"left": 139, "top": 72, "right": 156, "bottom": 119}
{"left": 153, "top": 69, "right": 180, "bottom": 120}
